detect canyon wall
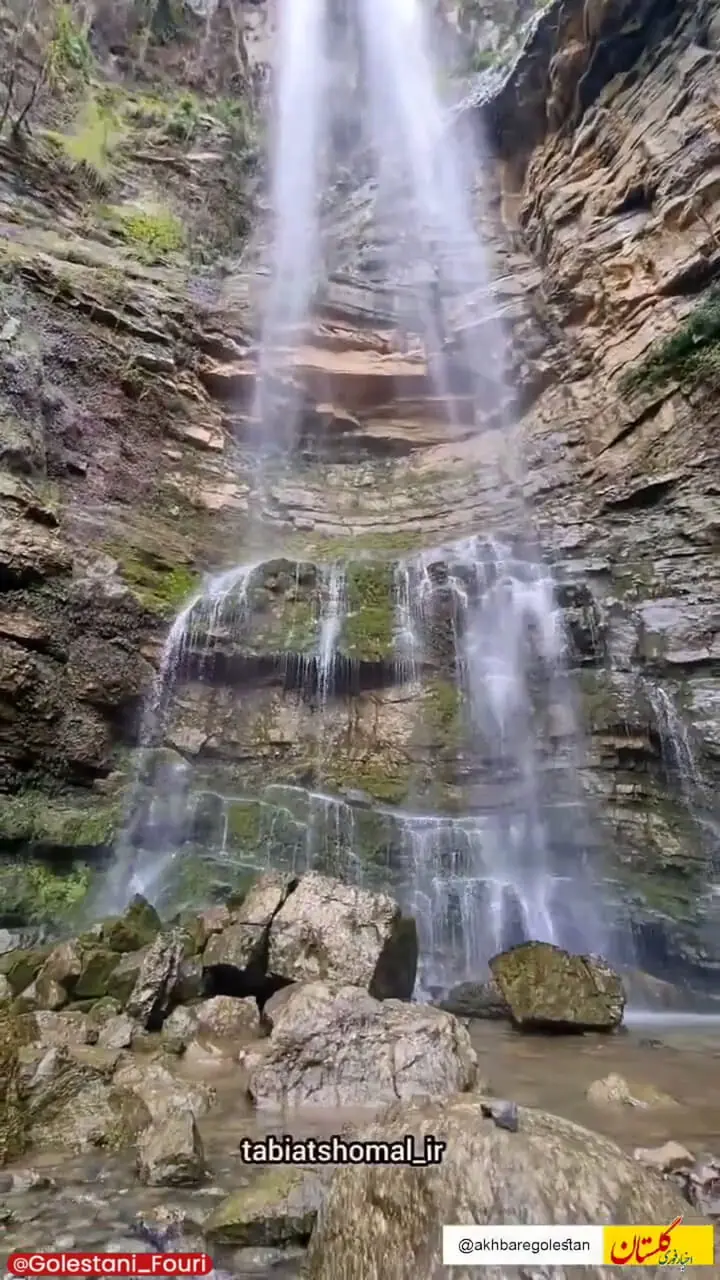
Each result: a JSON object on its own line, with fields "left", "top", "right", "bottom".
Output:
{"left": 0, "top": 0, "right": 718, "bottom": 984}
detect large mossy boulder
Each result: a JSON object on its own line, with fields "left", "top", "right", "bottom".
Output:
{"left": 247, "top": 981, "right": 478, "bottom": 1109}
{"left": 489, "top": 942, "right": 625, "bottom": 1032}
{"left": 305, "top": 1095, "right": 692, "bottom": 1279}
{"left": 204, "top": 1166, "right": 330, "bottom": 1248}
{"left": 101, "top": 895, "right": 162, "bottom": 953}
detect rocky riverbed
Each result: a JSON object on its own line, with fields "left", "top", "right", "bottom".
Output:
{"left": 0, "top": 875, "right": 718, "bottom": 1277}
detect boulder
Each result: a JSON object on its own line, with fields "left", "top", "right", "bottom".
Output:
{"left": 0, "top": 946, "right": 52, "bottom": 996}
{"left": 438, "top": 979, "right": 510, "bottom": 1021}
{"left": 136, "top": 1107, "right": 206, "bottom": 1187}
{"left": 204, "top": 1166, "right": 329, "bottom": 1248}
{"left": 0, "top": 1025, "right": 28, "bottom": 1164}
{"left": 97, "top": 1014, "right": 136, "bottom": 1050}
{"left": 126, "top": 930, "right": 184, "bottom": 1030}
{"left": 31, "top": 1010, "right": 95, "bottom": 1048}
{"left": 248, "top": 982, "right": 478, "bottom": 1109}
{"left": 106, "top": 948, "right": 149, "bottom": 1004}
{"left": 113, "top": 1058, "right": 215, "bottom": 1122}
{"left": 18, "top": 1043, "right": 149, "bottom": 1153}
{"left": 73, "top": 948, "right": 121, "bottom": 1001}
{"left": 101, "top": 896, "right": 162, "bottom": 953}
{"left": 161, "top": 1005, "right": 199, "bottom": 1053}
{"left": 586, "top": 1073, "right": 679, "bottom": 1109}
{"left": 37, "top": 940, "right": 83, "bottom": 993}
{"left": 202, "top": 872, "right": 297, "bottom": 987}
{"left": 266, "top": 873, "right": 418, "bottom": 1000}
{"left": 183, "top": 905, "right": 232, "bottom": 953}
{"left": 305, "top": 1095, "right": 693, "bottom": 1279}
{"left": 195, "top": 995, "right": 260, "bottom": 1039}
{"left": 683, "top": 1156, "right": 720, "bottom": 1219}
{"left": 489, "top": 942, "right": 625, "bottom": 1032}
{"left": 633, "top": 1141, "right": 695, "bottom": 1175}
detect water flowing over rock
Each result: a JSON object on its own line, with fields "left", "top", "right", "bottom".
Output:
{"left": 305, "top": 1095, "right": 692, "bottom": 1280}
{"left": 247, "top": 981, "right": 479, "bottom": 1108}
{"left": 489, "top": 942, "right": 626, "bottom": 1031}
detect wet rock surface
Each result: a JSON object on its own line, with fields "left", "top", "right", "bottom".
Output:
{"left": 305, "top": 1094, "right": 693, "bottom": 1279}
{"left": 247, "top": 981, "right": 479, "bottom": 1109}
{"left": 490, "top": 942, "right": 626, "bottom": 1032}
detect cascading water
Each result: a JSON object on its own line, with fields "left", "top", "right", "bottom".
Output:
{"left": 250, "top": 0, "right": 328, "bottom": 473}
{"left": 395, "top": 537, "right": 608, "bottom": 991}
{"left": 103, "top": 0, "right": 331, "bottom": 914}
{"left": 99, "top": 564, "right": 258, "bottom": 914}
{"left": 647, "top": 683, "right": 706, "bottom": 807}
{"left": 317, "top": 565, "right": 345, "bottom": 702}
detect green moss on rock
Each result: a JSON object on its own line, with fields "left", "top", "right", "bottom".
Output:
{"left": 0, "top": 948, "right": 53, "bottom": 997}
{"left": 101, "top": 895, "right": 161, "bottom": 953}
{"left": 73, "top": 948, "right": 121, "bottom": 1001}
{"left": 324, "top": 755, "right": 414, "bottom": 806}
{"left": 225, "top": 800, "right": 263, "bottom": 850}
{"left": 105, "top": 542, "right": 200, "bottom": 618}
{"left": 113, "top": 207, "right": 185, "bottom": 259}
{"left": 0, "top": 859, "right": 91, "bottom": 927}
{"left": 340, "top": 562, "right": 395, "bottom": 662}
{"left": 425, "top": 679, "right": 462, "bottom": 746}
{"left": 620, "top": 287, "right": 720, "bottom": 396}
{"left": 0, "top": 794, "right": 122, "bottom": 852}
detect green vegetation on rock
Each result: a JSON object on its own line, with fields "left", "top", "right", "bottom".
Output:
{"left": 341, "top": 562, "right": 395, "bottom": 662}
{"left": 324, "top": 755, "right": 414, "bottom": 807}
{"left": 101, "top": 895, "right": 161, "bottom": 953}
{"left": 425, "top": 679, "right": 462, "bottom": 747}
{"left": 620, "top": 287, "right": 720, "bottom": 395}
{"left": 106, "top": 543, "right": 199, "bottom": 617}
{"left": 0, "top": 793, "right": 121, "bottom": 853}
{"left": 0, "top": 860, "right": 91, "bottom": 928}
{"left": 48, "top": 6, "right": 94, "bottom": 86}
{"left": 47, "top": 98, "right": 124, "bottom": 184}
{"left": 114, "top": 207, "right": 186, "bottom": 259}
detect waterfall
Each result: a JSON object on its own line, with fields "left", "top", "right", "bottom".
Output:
{"left": 647, "top": 683, "right": 706, "bottom": 806}
{"left": 99, "top": 564, "right": 258, "bottom": 914}
{"left": 393, "top": 537, "right": 607, "bottom": 989}
{"left": 317, "top": 564, "right": 345, "bottom": 702}
{"left": 102, "top": 0, "right": 626, "bottom": 987}
{"left": 250, "top": 0, "right": 328, "bottom": 470}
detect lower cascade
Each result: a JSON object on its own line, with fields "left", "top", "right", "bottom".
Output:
{"left": 110, "top": 535, "right": 619, "bottom": 993}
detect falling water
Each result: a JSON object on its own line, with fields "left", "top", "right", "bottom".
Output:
{"left": 356, "top": 0, "right": 513, "bottom": 457}
{"left": 99, "top": 565, "right": 258, "bottom": 914}
{"left": 251, "top": 0, "right": 329, "bottom": 468}
{"left": 647, "top": 683, "right": 705, "bottom": 805}
{"left": 103, "top": 0, "right": 332, "bottom": 910}
{"left": 317, "top": 564, "right": 345, "bottom": 702}
{"left": 394, "top": 537, "right": 607, "bottom": 990}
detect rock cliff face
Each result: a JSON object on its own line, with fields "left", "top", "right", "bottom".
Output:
{"left": 1, "top": 0, "right": 718, "bottom": 987}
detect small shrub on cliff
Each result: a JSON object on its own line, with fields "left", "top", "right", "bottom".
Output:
{"left": 47, "top": 5, "right": 94, "bottom": 87}
{"left": 620, "top": 287, "right": 720, "bottom": 395}
{"left": 115, "top": 206, "right": 186, "bottom": 259}
{"left": 52, "top": 96, "right": 123, "bottom": 181}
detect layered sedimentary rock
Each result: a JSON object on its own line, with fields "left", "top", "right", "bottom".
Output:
{"left": 0, "top": 0, "right": 718, "bottom": 985}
